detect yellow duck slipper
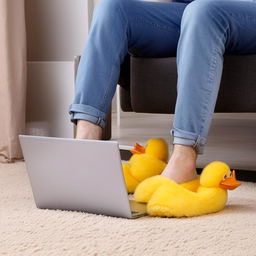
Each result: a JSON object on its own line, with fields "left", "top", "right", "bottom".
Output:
{"left": 134, "top": 175, "right": 200, "bottom": 203}
{"left": 122, "top": 138, "right": 169, "bottom": 193}
{"left": 134, "top": 161, "right": 241, "bottom": 217}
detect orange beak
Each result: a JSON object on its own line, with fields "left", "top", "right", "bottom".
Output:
{"left": 219, "top": 170, "right": 241, "bottom": 190}
{"left": 130, "top": 143, "right": 145, "bottom": 154}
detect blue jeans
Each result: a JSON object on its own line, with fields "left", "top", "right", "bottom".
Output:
{"left": 69, "top": 0, "right": 256, "bottom": 154}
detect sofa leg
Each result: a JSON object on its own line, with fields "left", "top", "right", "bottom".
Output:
{"left": 73, "top": 105, "right": 112, "bottom": 140}
{"left": 102, "top": 105, "right": 112, "bottom": 140}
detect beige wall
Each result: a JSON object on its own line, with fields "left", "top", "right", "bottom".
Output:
{"left": 25, "top": 0, "right": 89, "bottom": 61}
{"left": 25, "top": 0, "right": 91, "bottom": 138}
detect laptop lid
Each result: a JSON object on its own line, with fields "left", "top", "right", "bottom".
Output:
{"left": 19, "top": 135, "right": 133, "bottom": 218}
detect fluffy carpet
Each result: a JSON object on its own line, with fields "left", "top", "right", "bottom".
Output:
{"left": 1, "top": 162, "right": 256, "bottom": 256}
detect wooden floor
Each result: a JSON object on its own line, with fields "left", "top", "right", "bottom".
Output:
{"left": 111, "top": 112, "right": 256, "bottom": 171}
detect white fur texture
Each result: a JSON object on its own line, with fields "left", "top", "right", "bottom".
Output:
{"left": 1, "top": 162, "right": 256, "bottom": 256}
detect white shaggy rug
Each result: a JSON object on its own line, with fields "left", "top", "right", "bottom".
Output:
{"left": 1, "top": 161, "right": 256, "bottom": 256}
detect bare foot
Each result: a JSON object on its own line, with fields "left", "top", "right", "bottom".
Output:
{"left": 75, "top": 120, "right": 102, "bottom": 140}
{"left": 161, "top": 144, "right": 198, "bottom": 184}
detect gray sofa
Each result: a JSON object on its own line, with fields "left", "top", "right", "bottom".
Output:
{"left": 118, "top": 54, "right": 256, "bottom": 181}
{"left": 74, "top": 54, "right": 256, "bottom": 140}
{"left": 119, "top": 53, "right": 256, "bottom": 114}
{"left": 73, "top": 54, "right": 256, "bottom": 180}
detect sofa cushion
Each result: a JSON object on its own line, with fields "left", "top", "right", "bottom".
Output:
{"left": 129, "top": 55, "right": 256, "bottom": 113}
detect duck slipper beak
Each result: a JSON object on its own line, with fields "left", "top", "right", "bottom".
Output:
{"left": 219, "top": 170, "right": 241, "bottom": 190}
{"left": 130, "top": 143, "right": 145, "bottom": 154}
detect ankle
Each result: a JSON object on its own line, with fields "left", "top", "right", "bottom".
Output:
{"left": 76, "top": 120, "right": 102, "bottom": 140}
{"left": 161, "top": 145, "right": 198, "bottom": 183}
{"left": 171, "top": 144, "right": 198, "bottom": 161}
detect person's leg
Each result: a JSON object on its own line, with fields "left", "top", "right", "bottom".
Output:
{"left": 162, "top": 0, "right": 256, "bottom": 183}
{"left": 69, "top": 0, "right": 187, "bottom": 139}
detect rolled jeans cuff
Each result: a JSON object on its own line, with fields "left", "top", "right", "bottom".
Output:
{"left": 170, "top": 128, "right": 207, "bottom": 155}
{"left": 68, "top": 103, "right": 106, "bottom": 129}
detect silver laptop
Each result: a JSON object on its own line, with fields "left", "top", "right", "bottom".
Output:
{"left": 19, "top": 135, "right": 147, "bottom": 219}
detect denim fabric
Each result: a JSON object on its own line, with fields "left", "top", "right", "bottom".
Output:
{"left": 171, "top": 0, "right": 256, "bottom": 153}
{"left": 69, "top": 0, "right": 256, "bottom": 154}
{"left": 173, "top": 0, "right": 194, "bottom": 3}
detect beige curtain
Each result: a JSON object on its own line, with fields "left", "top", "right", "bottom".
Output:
{"left": 0, "top": 0, "right": 26, "bottom": 163}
